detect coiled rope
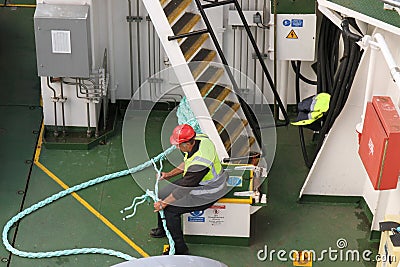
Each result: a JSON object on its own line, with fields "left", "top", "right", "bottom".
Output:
{"left": 2, "top": 97, "right": 201, "bottom": 260}
{"left": 2, "top": 145, "right": 176, "bottom": 261}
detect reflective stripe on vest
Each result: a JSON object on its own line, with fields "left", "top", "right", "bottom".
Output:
{"left": 189, "top": 176, "right": 226, "bottom": 196}
{"left": 192, "top": 156, "right": 223, "bottom": 185}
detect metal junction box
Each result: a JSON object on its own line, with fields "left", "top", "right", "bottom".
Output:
{"left": 34, "top": 3, "right": 91, "bottom": 78}
{"left": 359, "top": 96, "right": 400, "bottom": 190}
{"left": 271, "top": 14, "right": 317, "bottom": 61}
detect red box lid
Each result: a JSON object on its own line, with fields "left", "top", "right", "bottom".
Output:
{"left": 372, "top": 96, "right": 400, "bottom": 135}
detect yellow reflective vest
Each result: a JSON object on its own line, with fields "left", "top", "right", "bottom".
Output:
{"left": 183, "top": 134, "right": 223, "bottom": 185}
{"left": 291, "top": 93, "right": 331, "bottom": 126}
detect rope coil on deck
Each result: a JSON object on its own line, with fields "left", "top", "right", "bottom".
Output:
{"left": 2, "top": 96, "right": 200, "bottom": 261}
{"left": 2, "top": 145, "right": 176, "bottom": 261}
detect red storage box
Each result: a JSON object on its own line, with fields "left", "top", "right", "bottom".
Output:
{"left": 359, "top": 96, "right": 400, "bottom": 190}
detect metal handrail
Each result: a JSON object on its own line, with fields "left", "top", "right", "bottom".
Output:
{"left": 193, "top": 0, "right": 290, "bottom": 146}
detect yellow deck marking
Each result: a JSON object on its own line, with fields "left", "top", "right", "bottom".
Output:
{"left": 33, "top": 123, "right": 44, "bottom": 163}
{"left": 0, "top": 4, "right": 36, "bottom": 7}
{"left": 286, "top": 29, "right": 298, "bottom": 39}
{"left": 33, "top": 125, "right": 150, "bottom": 258}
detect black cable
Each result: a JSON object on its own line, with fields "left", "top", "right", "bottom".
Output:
{"left": 295, "top": 61, "right": 301, "bottom": 104}
{"left": 290, "top": 61, "right": 317, "bottom": 86}
{"left": 294, "top": 17, "right": 363, "bottom": 168}
{"left": 307, "top": 18, "right": 363, "bottom": 166}
{"left": 256, "top": 22, "right": 269, "bottom": 29}
{"left": 347, "top": 17, "right": 364, "bottom": 36}
{"left": 294, "top": 60, "right": 312, "bottom": 167}
{"left": 341, "top": 19, "right": 362, "bottom": 42}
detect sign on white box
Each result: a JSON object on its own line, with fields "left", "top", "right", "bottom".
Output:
{"left": 183, "top": 203, "right": 251, "bottom": 238}
{"left": 269, "top": 14, "right": 317, "bottom": 61}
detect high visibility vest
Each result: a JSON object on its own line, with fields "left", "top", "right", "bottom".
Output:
{"left": 291, "top": 93, "right": 331, "bottom": 126}
{"left": 183, "top": 134, "right": 223, "bottom": 185}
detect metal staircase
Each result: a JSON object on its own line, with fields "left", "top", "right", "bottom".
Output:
{"left": 142, "top": 0, "right": 283, "bottom": 162}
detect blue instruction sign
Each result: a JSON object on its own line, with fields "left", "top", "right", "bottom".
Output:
{"left": 188, "top": 211, "right": 205, "bottom": 222}
{"left": 283, "top": 19, "right": 290, "bottom": 26}
{"left": 227, "top": 176, "right": 243, "bottom": 187}
{"left": 291, "top": 19, "right": 303, "bottom": 27}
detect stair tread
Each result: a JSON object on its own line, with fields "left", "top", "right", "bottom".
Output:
{"left": 198, "top": 66, "right": 224, "bottom": 83}
{"left": 221, "top": 119, "right": 249, "bottom": 149}
{"left": 191, "top": 48, "right": 216, "bottom": 62}
{"left": 197, "top": 66, "right": 224, "bottom": 96}
{"left": 172, "top": 13, "right": 200, "bottom": 35}
{"left": 180, "top": 34, "right": 209, "bottom": 60}
{"left": 202, "top": 85, "right": 231, "bottom": 115}
{"left": 215, "top": 111, "right": 245, "bottom": 133}
{"left": 229, "top": 136, "right": 255, "bottom": 157}
{"left": 225, "top": 118, "right": 248, "bottom": 132}
{"left": 212, "top": 101, "right": 240, "bottom": 122}
{"left": 164, "top": 0, "right": 192, "bottom": 23}
{"left": 218, "top": 118, "right": 246, "bottom": 134}
{"left": 206, "top": 85, "right": 231, "bottom": 99}
{"left": 189, "top": 49, "right": 217, "bottom": 78}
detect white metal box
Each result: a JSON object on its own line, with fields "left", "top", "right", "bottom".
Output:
{"left": 269, "top": 14, "right": 316, "bottom": 61}
{"left": 183, "top": 203, "right": 251, "bottom": 238}
{"left": 34, "top": 3, "right": 91, "bottom": 77}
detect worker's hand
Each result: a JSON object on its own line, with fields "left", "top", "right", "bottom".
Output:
{"left": 154, "top": 200, "right": 167, "bottom": 212}
{"left": 158, "top": 172, "right": 168, "bottom": 180}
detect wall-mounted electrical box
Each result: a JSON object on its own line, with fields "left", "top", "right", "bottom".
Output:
{"left": 269, "top": 14, "right": 317, "bottom": 61}
{"left": 34, "top": 3, "right": 91, "bottom": 78}
{"left": 359, "top": 96, "right": 400, "bottom": 190}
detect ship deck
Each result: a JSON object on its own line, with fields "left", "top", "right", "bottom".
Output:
{"left": 0, "top": 5, "right": 379, "bottom": 267}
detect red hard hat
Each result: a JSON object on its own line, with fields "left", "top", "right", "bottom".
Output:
{"left": 170, "top": 124, "right": 196, "bottom": 145}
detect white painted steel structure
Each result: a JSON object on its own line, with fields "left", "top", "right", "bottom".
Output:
{"left": 301, "top": 0, "right": 400, "bottom": 232}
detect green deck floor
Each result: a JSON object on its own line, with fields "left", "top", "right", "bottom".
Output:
{"left": 1, "top": 4, "right": 379, "bottom": 267}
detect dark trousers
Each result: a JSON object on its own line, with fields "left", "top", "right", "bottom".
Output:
{"left": 156, "top": 182, "right": 216, "bottom": 254}
{"left": 157, "top": 202, "right": 214, "bottom": 253}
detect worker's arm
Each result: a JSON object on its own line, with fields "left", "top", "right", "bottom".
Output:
{"left": 159, "top": 162, "right": 185, "bottom": 180}
{"left": 154, "top": 165, "right": 209, "bottom": 212}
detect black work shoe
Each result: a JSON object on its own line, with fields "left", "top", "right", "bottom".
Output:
{"left": 149, "top": 227, "right": 166, "bottom": 238}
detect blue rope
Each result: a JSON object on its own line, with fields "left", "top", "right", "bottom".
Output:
{"left": 177, "top": 96, "right": 202, "bottom": 134}
{"left": 121, "top": 159, "right": 176, "bottom": 255}
{"left": 2, "top": 145, "right": 176, "bottom": 261}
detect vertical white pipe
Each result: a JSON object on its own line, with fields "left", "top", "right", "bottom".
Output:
{"left": 360, "top": 44, "right": 378, "bottom": 128}
{"left": 107, "top": 0, "right": 116, "bottom": 103}
{"left": 374, "top": 33, "right": 400, "bottom": 103}
{"left": 278, "top": 60, "right": 288, "bottom": 120}
{"left": 89, "top": 0, "right": 96, "bottom": 70}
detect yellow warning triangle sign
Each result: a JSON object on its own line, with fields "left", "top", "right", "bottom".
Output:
{"left": 286, "top": 29, "right": 298, "bottom": 39}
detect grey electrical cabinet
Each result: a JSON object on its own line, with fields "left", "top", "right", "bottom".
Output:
{"left": 34, "top": 4, "right": 91, "bottom": 78}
